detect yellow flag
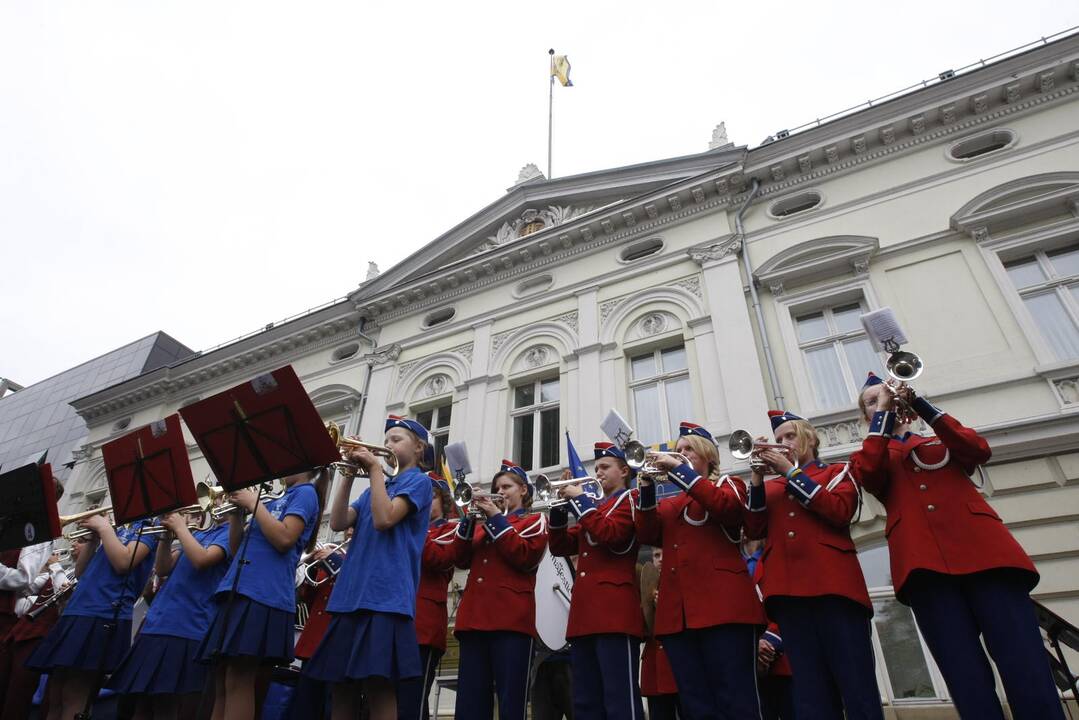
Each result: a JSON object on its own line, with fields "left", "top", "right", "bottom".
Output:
{"left": 552, "top": 55, "right": 573, "bottom": 87}
{"left": 440, "top": 457, "right": 455, "bottom": 492}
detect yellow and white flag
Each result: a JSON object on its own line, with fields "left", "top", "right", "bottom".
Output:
{"left": 552, "top": 54, "right": 573, "bottom": 87}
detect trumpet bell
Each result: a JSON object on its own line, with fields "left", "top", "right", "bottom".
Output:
{"left": 886, "top": 351, "right": 923, "bottom": 382}
{"left": 622, "top": 441, "right": 649, "bottom": 470}
{"left": 728, "top": 430, "right": 755, "bottom": 461}
{"left": 453, "top": 482, "right": 474, "bottom": 508}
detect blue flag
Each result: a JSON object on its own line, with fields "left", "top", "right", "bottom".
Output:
{"left": 566, "top": 431, "right": 588, "bottom": 478}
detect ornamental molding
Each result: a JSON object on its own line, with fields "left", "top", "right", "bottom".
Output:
{"left": 366, "top": 344, "right": 402, "bottom": 365}
{"left": 687, "top": 235, "right": 741, "bottom": 265}
{"left": 552, "top": 311, "right": 580, "bottom": 335}
{"left": 488, "top": 310, "right": 583, "bottom": 364}
{"left": 420, "top": 373, "right": 453, "bottom": 398}
{"left": 75, "top": 312, "right": 360, "bottom": 424}
{"left": 469, "top": 205, "right": 594, "bottom": 257}
{"left": 397, "top": 342, "right": 474, "bottom": 380}
{"left": 741, "top": 45, "right": 1079, "bottom": 202}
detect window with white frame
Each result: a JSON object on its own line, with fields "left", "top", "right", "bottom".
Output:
{"left": 511, "top": 377, "right": 560, "bottom": 471}
{"left": 794, "top": 301, "right": 883, "bottom": 410}
{"left": 629, "top": 345, "right": 692, "bottom": 445}
{"left": 414, "top": 403, "right": 452, "bottom": 469}
{"left": 858, "top": 544, "right": 949, "bottom": 703}
{"left": 1003, "top": 244, "right": 1079, "bottom": 361}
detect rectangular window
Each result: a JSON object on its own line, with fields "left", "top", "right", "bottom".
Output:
{"left": 794, "top": 301, "right": 883, "bottom": 410}
{"left": 511, "top": 377, "right": 560, "bottom": 471}
{"left": 1004, "top": 245, "right": 1079, "bottom": 360}
{"left": 414, "top": 403, "right": 452, "bottom": 468}
{"left": 629, "top": 345, "right": 691, "bottom": 445}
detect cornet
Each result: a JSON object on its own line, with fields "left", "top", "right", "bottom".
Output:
{"left": 729, "top": 430, "right": 795, "bottom": 473}
{"left": 531, "top": 474, "right": 604, "bottom": 511}
{"left": 326, "top": 422, "right": 399, "bottom": 478}
{"left": 453, "top": 481, "right": 506, "bottom": 518}
{"left": 623, "top": 441, "right": 690, "bottom": 478}
{"left": 883, "top": 349, "right": 924, "bottom": 425}
{"left": 141, "top": 507, "right": 213, "bottom": 536}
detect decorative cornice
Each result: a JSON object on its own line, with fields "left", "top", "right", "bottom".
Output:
{"left": 76, "top": 312, "right": 360, "bottom": 423}
{"left": 366, "top": 344, "right": 402, "bottom": 365}
{"left": 687, "top": 235, "right": 741, "bottom": 265}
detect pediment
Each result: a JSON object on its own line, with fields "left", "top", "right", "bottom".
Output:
{"left": 952, "top": 172, "right": 1079, "bottom": 240}
{"left": 755, "top": 235, "right": 879, "bottom": 292}
{"left": 350, "top": 146, "right": 746, "bottom": 307}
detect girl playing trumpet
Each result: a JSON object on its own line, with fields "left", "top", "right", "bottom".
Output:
{"left": 635, "top": 421, "right": 764, "bottom": 720}
{"left": 746, "top": 410, "right": 882, "bottom": 720}
{"left": 302, "top": 415, "right": 433, "bottom": 720}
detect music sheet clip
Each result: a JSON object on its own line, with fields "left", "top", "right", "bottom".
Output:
{"left": 860, "top": 307, "right": 909, "bottom": 354}
{"left": 600, "top": 409, "right": 634, "bottom": 447}
{"left": 443, "top": 442, "right": 471, "bottom": 482}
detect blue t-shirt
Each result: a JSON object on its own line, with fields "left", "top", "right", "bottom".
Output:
{"left": 141, "top": 525, "right": 231, "bottom": 640}
{"left": 214, "top": 482, "right": 320, "bottom": 612}
{"left": 326, "top": 466, "right": 432, "bottom": 617}
{"left": 64, "top": 520, "right": 159, "bottom": 621}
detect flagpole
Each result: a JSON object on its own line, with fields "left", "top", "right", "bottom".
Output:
{"left": 547, "top": 48, "right": 555, "bottom": 179}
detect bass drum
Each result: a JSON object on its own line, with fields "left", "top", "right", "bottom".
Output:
{"left": 534, "top": 549, "right": 574, "bottom": 651}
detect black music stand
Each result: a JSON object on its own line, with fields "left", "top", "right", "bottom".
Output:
{"left": 179, "top": 365, "right": 339, "bottom": 491}
{"left": 0, "top": 463, "right": 61, "bottom": 551}
{"left": 102, "top": 414, "right": 197, "bottom": 525}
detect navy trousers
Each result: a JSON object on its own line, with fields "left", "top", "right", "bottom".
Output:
{"left": 396, "top": 645, "right": 442, "bottom": 720}
{"left": 660, "top": 624, "right": 761, "bottom": 720}
{"left": 769, "top": 596, "right": 883, "bottom": 720}
{"left": 455, "top": 631, "right": 533, "bottom": 720}
{"left": 757, "top": 675, "right": 793, "bottom": 720}
{"left": 568, "top": 634, "right": 644, "bottom": 720}
{"left": 905, "top": 570, "right": 1064, "bottom": 720}
{"left": 646, "top": 695, "right": 682, "bottom": 720}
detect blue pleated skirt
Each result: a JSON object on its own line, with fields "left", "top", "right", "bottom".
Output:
{"left": 107, "top": 633, "right": 208, "bottom": 694}
{"left": 25, "top": 614, "right": 133, "bottom": 673}
{"left": 303, "top": 610, "right": 420, "bottom": 683}
{"left": 196, "top": 594, "right": 295, "bottom": 665}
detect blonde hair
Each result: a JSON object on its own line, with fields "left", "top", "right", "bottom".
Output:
{"left": 786, "top": 419, "right": 821, "bottom": 461}
{"left": 679, "top": 435, "right": 722, "bottom": 482}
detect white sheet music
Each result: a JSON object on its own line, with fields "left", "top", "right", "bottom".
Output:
{"left": 600, "top": 409, "right": 634, "bottom": 447}
{"left": 443, "top": 442, "right": 471, "bottom": 479}
{"left": 860, "top": 307, "right": 909, "bottom": 352}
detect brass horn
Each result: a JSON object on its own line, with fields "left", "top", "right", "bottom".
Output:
{"left": 326, "top": 422, "right": 400, "bottom": 478}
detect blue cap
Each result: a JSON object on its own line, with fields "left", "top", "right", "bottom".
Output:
{"left": 385, "top": 415, "right": 435, "bottom": 468}
{"left": 862, "top": 372, "right": 884, "bottom": 390}
{"left": 498, "top": 459, "right": 532, "bottom": 499}
{"left": 768, "top": 409, "right": 804, "bottom": 432}
{"left": 678, "top": 421, "right": 714, "bottom": 444}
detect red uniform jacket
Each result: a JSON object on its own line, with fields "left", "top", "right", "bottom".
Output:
{"left": 5, "top": 578, "right": 63, "bottom": 644}
{"left": 635, "top": 471, "right": 765, "bottom": 636}
{"left": 451, "top": 509, "right": 548, "bottom": 637}
{"left": 850, "top": 403, "right": 1038, "bottom": 603}
{"left": 749, "top": 461, "right": 871, "bottom": 613}
{"left": 548, "top": 488, "right": 645, "bottom": 639}
{"left": 0, "top": 549, "right": 21, "bottom": 640}
{"left": 640, "top": 637, "right": 679, "bottom": 695}
{"left": 295, "top": 567, "right": 336, "bottom": 660}
{"left": 416, "top": 520, "right": 457, "bottom": 651}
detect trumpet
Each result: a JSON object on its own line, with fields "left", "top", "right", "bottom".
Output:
{"left": 62, "top": 506, "right": 121, "bottom": 541}
{"left": 884, "top": 349, "right": 923, "bottom": 425}
{"left": 729, "top": 430, "right": 795, "bottom": 473}
{"left": 326, "top": 422, "right": 399, "bottom": 478}
{"left": 532, "top": 474, "right": 604, "bottom": 510}
{"left": 201, "top": 481, "right": 285, "bottom": 519}
{"left": 453, "top": 481, "right": 506, "bottom": 518}
{"left": 623, "top": 441, "right": 691, "bottom": 478}
{"left": 141, "top": 507, "right": 213, "bottom": 536}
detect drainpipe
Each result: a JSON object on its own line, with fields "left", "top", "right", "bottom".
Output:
{"left": 353, "top": 317, "right": 377, "bottom": 433}
{"left": 736, "top": 178, "right": 785, "bottom": 408}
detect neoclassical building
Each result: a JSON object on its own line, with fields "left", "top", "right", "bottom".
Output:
{"left": 64, "top": 32, "right": 1079, "bottom": 715}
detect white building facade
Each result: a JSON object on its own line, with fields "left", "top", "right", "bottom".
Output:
{"left": 65, "top": 33, "right": 1079, "bottom": 716}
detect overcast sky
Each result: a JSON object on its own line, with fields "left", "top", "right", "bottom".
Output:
{"left": 2, "top": 1, "right": 1077, "bottom": 387}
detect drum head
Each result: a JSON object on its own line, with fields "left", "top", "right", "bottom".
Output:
{"left": 534, "top": 550, "right": 574, "bottom": 651}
